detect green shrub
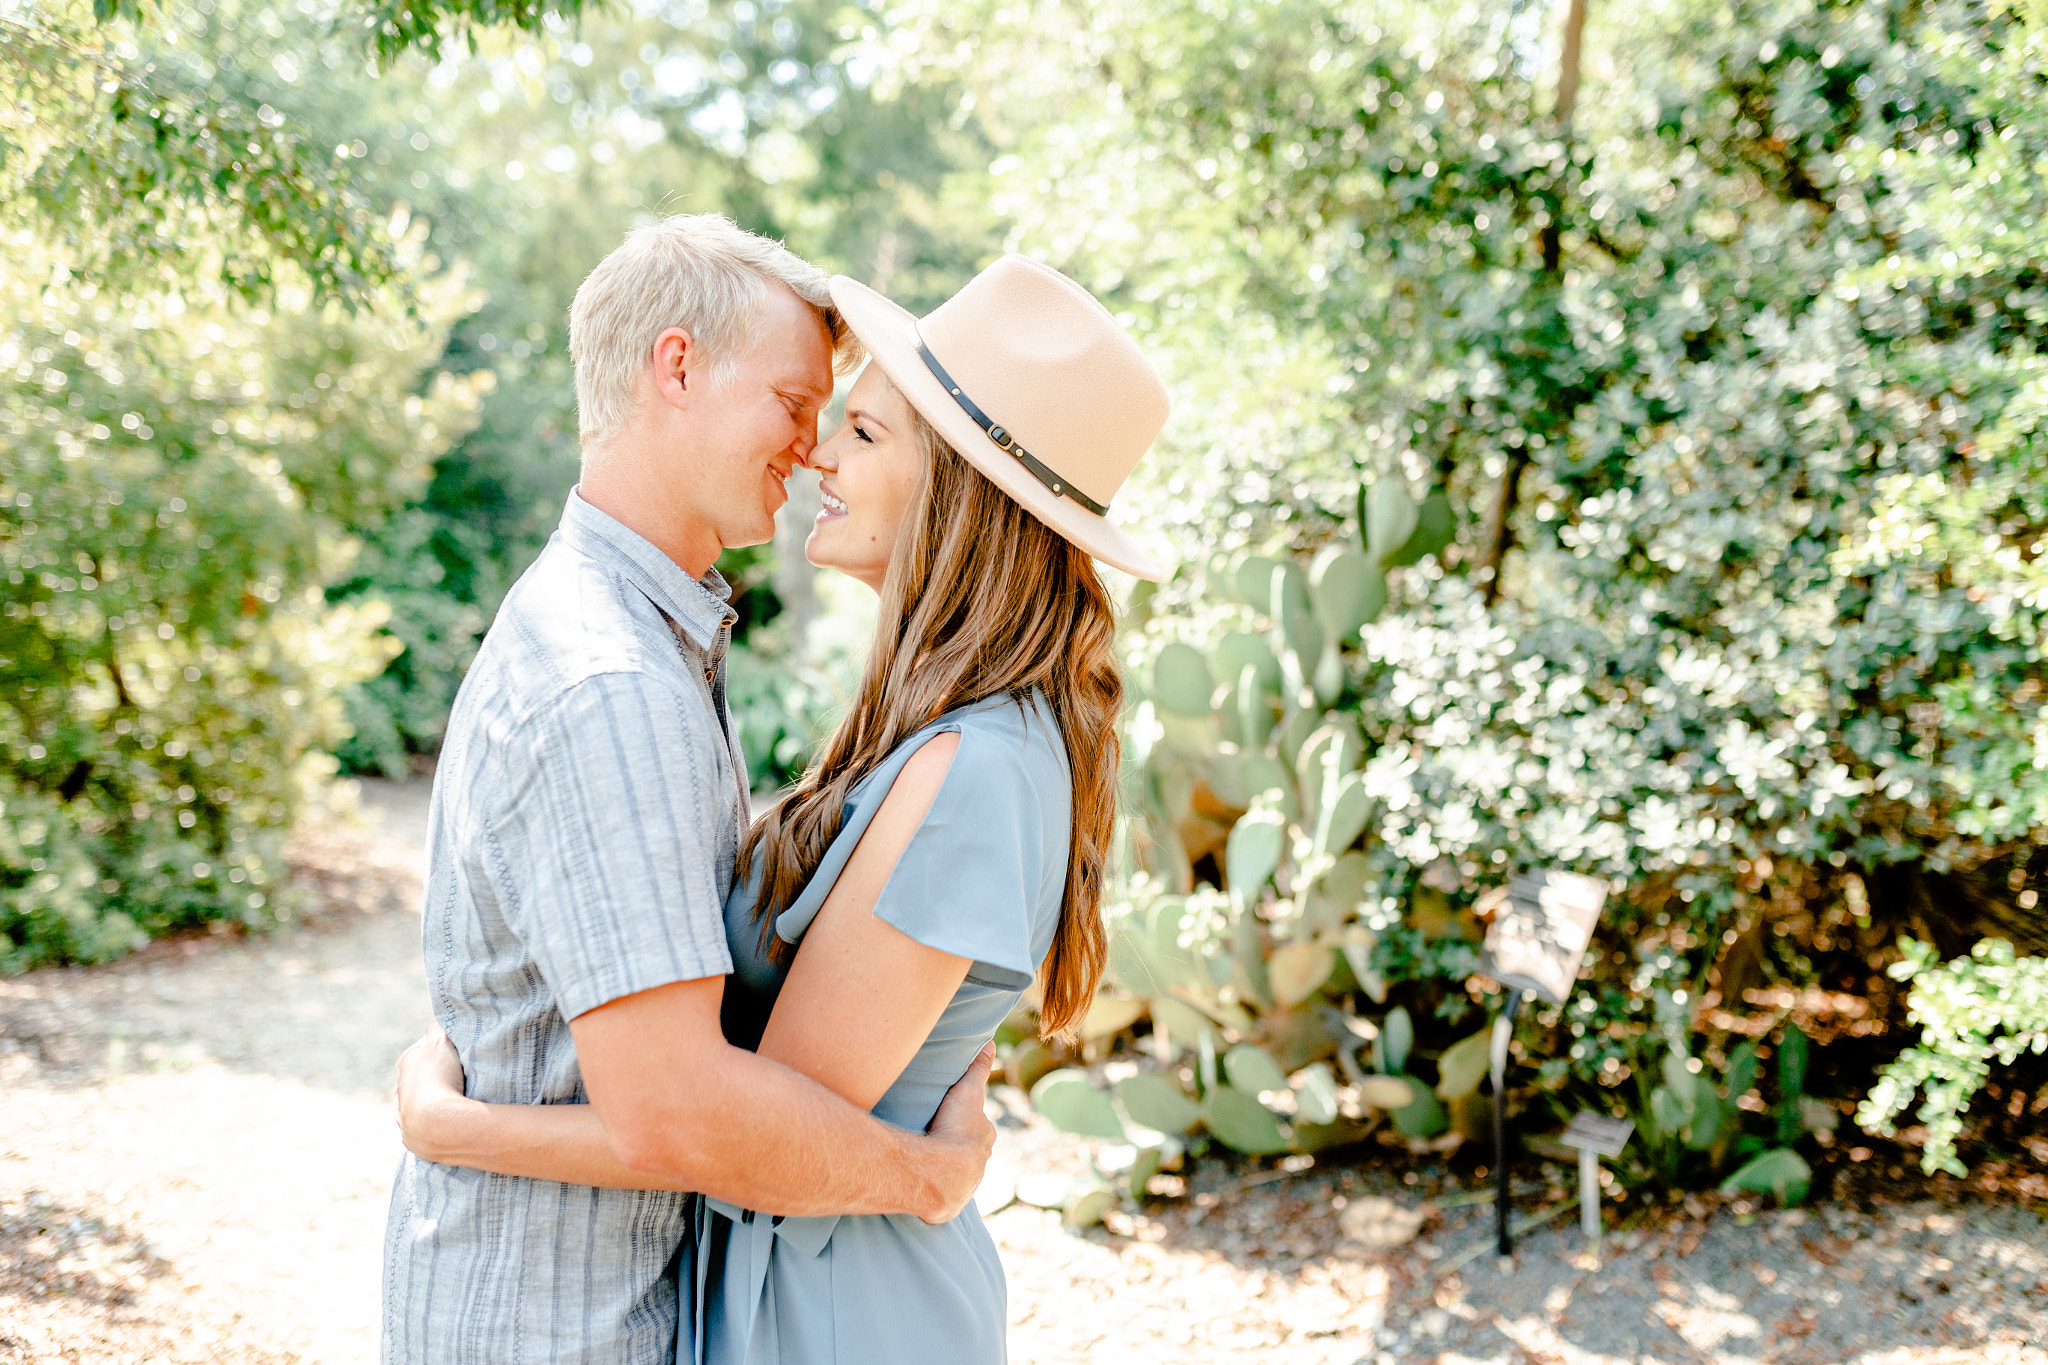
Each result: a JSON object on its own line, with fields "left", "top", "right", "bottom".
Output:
{"left": 1628, "top": 1023, "right": 1826, "bottom": 1206}
{"left": 0, "top": 236, "right": 479, "bottom": 971}
{"left": 1858, "top": 938, "right": 2048, "bottom": 1176}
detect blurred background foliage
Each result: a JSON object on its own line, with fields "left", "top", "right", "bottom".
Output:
{"left": 2, "top": 0, "right": 2043, "bottom": 1189}
{"left": 945, "top": 0, "right": 2048, "bottom": 1201}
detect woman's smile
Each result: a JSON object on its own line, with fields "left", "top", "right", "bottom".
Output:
{"left": 801, "top": 366, "right": 926, "bottom": 591}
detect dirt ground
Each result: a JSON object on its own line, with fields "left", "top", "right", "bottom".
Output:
{"left": 2, "top": 779, "right": 2044, "bottom": 1365}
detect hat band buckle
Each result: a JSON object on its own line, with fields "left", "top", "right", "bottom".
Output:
{"left": 911, "top": 326, "right": 1111, "bottom": 517}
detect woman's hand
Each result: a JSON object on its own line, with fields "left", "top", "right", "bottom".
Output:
{"left": 395, "top": 1024, "right": 477, "bottom": 1164}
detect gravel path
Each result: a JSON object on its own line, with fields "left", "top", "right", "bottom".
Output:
{"left": 1, "top": 782, "right": 432, "bottom": 1365}
{"left": 3, "top": 778, "right": 2044, "bottom": 1365}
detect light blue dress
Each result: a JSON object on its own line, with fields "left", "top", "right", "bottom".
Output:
{"left": 689, "top": 691, "right": 1072, "bottom": 1365}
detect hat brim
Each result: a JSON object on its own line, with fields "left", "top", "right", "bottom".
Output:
{"left": 828, "top": 276, "right": 1165, "bottom": 581}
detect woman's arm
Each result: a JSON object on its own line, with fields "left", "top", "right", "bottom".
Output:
{"left": 394, "top": 1026, "right": 691, "bottom": 1190}
{"left": 757, "top": 732, "right": 971, "bottom": 1109}
{"left": 395, "top": 731, "right": 970, "bottom": 1184}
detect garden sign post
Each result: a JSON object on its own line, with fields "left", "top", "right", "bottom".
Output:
{"left": 1478, "top": 870, "right": 1610, "bottom": 1255}
{"left": 1561, "top": 1112, "right": 1634, "bottom": 1243}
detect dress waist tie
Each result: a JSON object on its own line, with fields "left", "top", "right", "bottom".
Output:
{"left": 691, "top": 1196, "right": 840, "bottom": 1365}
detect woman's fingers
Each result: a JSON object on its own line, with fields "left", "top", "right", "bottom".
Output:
{"left": 394, "top": 1026, "right": 469, "bottom": 1159}
{"left": 397, "top": 1029, "right": 465, "bottom": 1095}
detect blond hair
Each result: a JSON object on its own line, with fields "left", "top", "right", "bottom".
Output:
{"left": 741, "top": 404, "right": 1123, "bottom": 1040}
{"left": 568, "top": 213, "right": 853, "bottom": 454}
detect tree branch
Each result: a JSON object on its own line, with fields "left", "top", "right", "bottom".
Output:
{"left": 1489, "top": 0, "right": 1588, "bottom": 604}
{"left": 1479, "top": 446, "right": 1531, "bottom": 606}
{"left": 1556, "top": 0, "right": 1588, "bottom": 128}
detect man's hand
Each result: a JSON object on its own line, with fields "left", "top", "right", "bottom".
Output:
{"left": 394, "top": 1025, "right": 476, "bottom": 1164}
{"left": 916, "top": 1042, "right": 999, "bottom": 1224}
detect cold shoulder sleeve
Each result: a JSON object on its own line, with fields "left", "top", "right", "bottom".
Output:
{"left": 773, "top": 705, "right": 1069, "bottom": 992}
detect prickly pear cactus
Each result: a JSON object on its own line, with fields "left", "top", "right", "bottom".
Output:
{"left": 1026, "top": 478, "right": 1477, "bottom": 1170}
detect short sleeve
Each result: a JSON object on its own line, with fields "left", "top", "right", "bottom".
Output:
{"left": 774, "top": 719, "right": 1060, "bottom": 991}
{"left": 487, "top": 671, "right": 736, "bottom": 1020}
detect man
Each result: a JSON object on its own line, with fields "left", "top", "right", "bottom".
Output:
{"left": 381, "top": 215, "right": 996, "bottom": 1364}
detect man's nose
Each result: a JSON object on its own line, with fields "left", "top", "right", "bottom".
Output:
{"left": 791, "top": 427, "right": 821, "bottom": 469}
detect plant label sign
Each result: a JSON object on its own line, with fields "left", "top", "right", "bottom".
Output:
{"left": 1562, "top": 1111, "right": 1633, "bottom": 1241}
{"left": 1562, "top": 1111, "right": 1634, "bottom": 1159}
{"left": 1480, "top": 870, "right": 1610, "bottom": 1006}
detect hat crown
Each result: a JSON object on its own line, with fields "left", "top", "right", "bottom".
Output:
{"left": 915, "top": 256, "right": 1167, "bottom": 509}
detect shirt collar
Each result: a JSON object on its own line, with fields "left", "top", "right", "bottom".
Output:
{"left": 558, "top": 488, "right": 737, "bottom": 649}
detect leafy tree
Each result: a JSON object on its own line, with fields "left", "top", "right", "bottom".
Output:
{"left": 2, "top": 0, "right": 402, "bottom": 302}
{"left": 0, "top": 227, "right": 482, "bottom": 968}
{"left": 2, "top": 0, "right": 490, "bottom": 968}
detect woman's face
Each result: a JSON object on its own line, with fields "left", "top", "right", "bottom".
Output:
{"left": 804, "top": 364, "right": 926, "bottom": 592}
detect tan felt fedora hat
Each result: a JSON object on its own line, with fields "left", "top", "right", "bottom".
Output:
{"left": 828, "top": 254, "right": 1169, "bottom": 581}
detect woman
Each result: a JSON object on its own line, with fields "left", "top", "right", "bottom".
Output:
{"left": 395, "top": 254, "right": 1168, "bottom": 1362}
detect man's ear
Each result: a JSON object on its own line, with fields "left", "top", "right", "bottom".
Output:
{"left": 648, "top": 327, "right": 695, "bottom": 412}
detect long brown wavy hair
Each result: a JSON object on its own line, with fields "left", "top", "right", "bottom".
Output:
{"left": 739, "top": 398, "right": 1123, "bottom": 1040}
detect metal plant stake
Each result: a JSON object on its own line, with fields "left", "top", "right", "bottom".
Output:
{"left": 1477, "top": 869, "right": 1610, "bottom": 1256}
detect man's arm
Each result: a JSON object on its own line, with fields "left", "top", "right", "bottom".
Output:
{"left": 572, "top": 978, "right": 991, "bottom": 1220}
{"left": 397, "top": 1009, "right": 995, "bottom": 1220}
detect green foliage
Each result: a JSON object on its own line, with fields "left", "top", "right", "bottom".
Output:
{"left": 1721, "top": 1147, "right": 1813, "bottom": 1208}
{"left": 0, "top": 0, "right": 576, "bottom": 970}
{"left": 1030, "top": 1069, "right": 1127, "bottom": 1142}
{"left": 351, "top": 0, "right": 606, "bottom": 61}
{"left": 1032, "top": 478, "right": 1479, "bottom": 1157}
{"left": 1200, "top": 1083, "right": 1290, "bottom": 1154}
{"left": 1433, "top": 1028, "right": 1491, "bottom": 1103}
{"left": 0, "top": 233, "right": 480, "bottom": 969}
{"left": 1857, "top": 937, "right": 2048, "bottom": 1177}
{"left": 1223, "top": 1041, "right": 1289, "bottom": 1096}
{"left": 954, "top": 0, "right": 2048, "bottom": 1182}
{"left": 2, "top": 3, "right": 402, "bottom": 303}
{"left": 1610, "top": 1023, "right": 1826, "bottom": 1203}
{"left": 1114, "top": 1072, "right": 1200, "bottom": 1133}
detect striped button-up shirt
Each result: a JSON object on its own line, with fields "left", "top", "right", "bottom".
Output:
{"left": 382, "top": 490, "right": 749, "bottom": 1365}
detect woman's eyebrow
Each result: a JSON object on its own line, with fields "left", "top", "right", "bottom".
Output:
{"left": 847, "top": 406, "right": 892, "bottom": 435}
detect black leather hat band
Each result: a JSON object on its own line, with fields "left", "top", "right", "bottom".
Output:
{"left": 911, "top": 327, "right": 1111, "bottom": 517}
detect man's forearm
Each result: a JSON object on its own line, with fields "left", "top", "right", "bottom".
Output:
{"left": 611, "top": 1042, "right": 953, "bottom": 1219}
{"left": 574, "top": 977, "right": 986, "bottom": 1221}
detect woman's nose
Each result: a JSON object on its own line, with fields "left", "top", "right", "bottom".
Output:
{"left": 806, "top": 435, "right": 841, "bottom": 473}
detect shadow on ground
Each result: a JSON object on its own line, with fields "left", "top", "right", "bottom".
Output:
{"left": 0, "top": 1191, "right": 306, "bottom": 1365}
{"left": 984, "top": 1088, "right": 2048, "bottom": 1364}
{"left": 0, "top": 1191, "right": 165, "bottom": 1311}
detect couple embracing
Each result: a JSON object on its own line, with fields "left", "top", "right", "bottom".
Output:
{"left": 380, "top": 214, "right": 1168, "bottom": 1364}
